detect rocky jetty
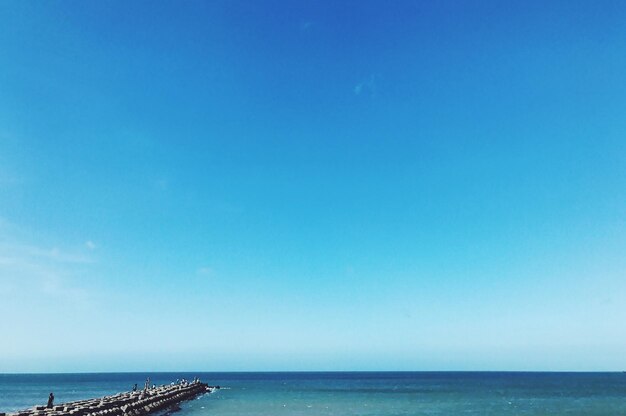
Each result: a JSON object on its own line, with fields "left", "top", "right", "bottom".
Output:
{"left": 2, "top": 382, "right": 214, "bottom": 416}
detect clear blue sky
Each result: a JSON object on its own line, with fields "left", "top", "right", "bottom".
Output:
{"left": 1, "top": 0, "right": 625, "bottom": 372}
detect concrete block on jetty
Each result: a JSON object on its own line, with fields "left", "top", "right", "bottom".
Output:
{"left": 6, "top": 382, "right": 215, "bottom": 416}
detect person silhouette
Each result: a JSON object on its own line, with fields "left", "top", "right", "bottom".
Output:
{"left": 47, "top": 393, "right": 54, "bottom": 409}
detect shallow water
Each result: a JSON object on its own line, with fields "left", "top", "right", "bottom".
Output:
{"left": 2, "top": 372, "right": 626, "bottom": 415}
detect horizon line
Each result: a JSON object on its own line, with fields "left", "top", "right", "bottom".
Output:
{"left": 2, "top": 370, "right": 625, "bottom": 375}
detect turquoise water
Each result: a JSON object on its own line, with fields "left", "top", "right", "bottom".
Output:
{"left": 2, "top": 372, "right": 626, "bottom": 415}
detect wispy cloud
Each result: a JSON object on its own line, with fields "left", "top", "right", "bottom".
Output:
{"left": 0, "top": 221, "right": 95, "bottom": 306}
{"left": 300, "top": 21, "right": 314, "bottom": 32}
{"left": 85, "top": 240, "right": 97, "bottom": 250}
{"left": 0, "top": 242, "right": 93, "bottom": 264}
{"left": 39, "top": 274, "right": 90, "bottom": 304}
{"left": 197, "top": 266, "right": 213, "bottom": 276}
{"left": 354, "top": 74, "right": 378, "bottom": 97}
{"left": 0, "top": 250, "right": 91, "bottom": 306}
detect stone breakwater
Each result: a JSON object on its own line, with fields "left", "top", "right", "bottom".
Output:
{"left": 2, "top": 383, "right": 214, "bottom": 416}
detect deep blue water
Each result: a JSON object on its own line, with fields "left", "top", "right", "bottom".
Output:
{"left": 1, "top": 372, "right": 626, "bottom": 415}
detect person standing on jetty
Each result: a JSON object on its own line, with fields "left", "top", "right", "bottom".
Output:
{"left": 47, "top": 393, "right": 54, "bottom": 409}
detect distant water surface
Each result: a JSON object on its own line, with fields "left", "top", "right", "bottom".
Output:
{"left": 1, "top": 372, "right": 626, "bottom": 415}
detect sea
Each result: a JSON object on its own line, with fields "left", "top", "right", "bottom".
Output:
{"left": 1, "top": 372, "right": 626, "bottom": 416}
